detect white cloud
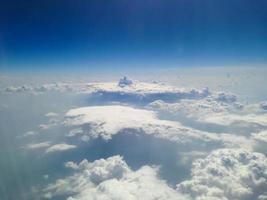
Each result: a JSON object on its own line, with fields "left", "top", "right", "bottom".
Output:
{"left": 2, "top": 78, "right": 210, "bottom": 104}
{"left": 179, "top": 151, "right": 208, "bottom": 166}
{"left": 252, "top": 130, "right": 267, "bottom": 154}
{"left": 19, "top": 130, "right": 37, "bottom": 138}
{"left": 66, "top": 128, "right": 84, "bottom": 137}
{"left": 26, "top": 141, "right": 51, "bottom": 150}
{"left": 260, "top": 102, "right": 267, "bottom": 111}
{"left": 26, "top": 142, "right": 77, "bottom": 154}
{"left": 3, "top": 72, "right": 267, "bottom": 200}
{"left": 177, "top": 148, "right": 267, "bottom": 200}
{"left": 64, "top": 105, "right": 252, "bottom": 150}
{"left": 45, "top": 112, "right": 58, "bottom": 117}
{"left": 43, "top": 149, "right": 267, "bottom": 200}
{"left": 43, "top": 174, "right": 49, "bottom": 180}
{"left": 214, "top": 92, "right": 237, "bottom": 103}
{"left": 38, "top": 118, "right": 60, "bottom": 131}
{"left": 64, "top": 105, "right": 235, "bottom": 147}
{"left": 43, "top": 156, "right": 188, "bottom": 200}
{"left": 39, "top": 124, "right": 53, "bottom": 130}
{"left": 202, "top": 113, "right": 267, "bottom": 127}
{"left": 3, "top": 83, "right": 75, "bottom": 94}
{"left": 65, "top": 161, "right": 79, "bottom": 170}
{"left": 4, "top": 85, "right": 32, "bottom": 93}
{"left": 88, "top": 81, "right": 210, "bottom": 104}
{"left": 45, "top": 143, "right": 76, "bottom": 153}
{"left": 148, "top": 97, "right": 267, "bottom": 135}
{"left": 64, "top": 105, "right": 161, "bottom": 140}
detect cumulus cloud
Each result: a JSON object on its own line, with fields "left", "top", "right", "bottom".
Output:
{"left": 18, "top": 80, "right": 255, "bottom": 150}
{"left": 2, "top": 78, "right": 210, "bottom": 104}
{"left": 43, "top": 155, "right": 188, "bottom": 200}
{"left": 89, "top": 82, "right": 210, "bottom": 104}
{"left": 177, "top": 148, "right": 267, "bottom": 200}
{"left": 214, "top": 92, "right": 237, "bottom": 103}
{"left": 118, "top": 76, "right": 134, "bottom": 87}
{"left": 43, "top": 149, "right": 267, "bottom": 200}
{"left": 7, "top": 78, "right": 266, "bottom": 200}
{"left": 260, "top": 102, "right": 267, "bottom": 111}
{"left": 3, "top": 72, "right": 267, "bottom": 200}
{"left": 148, "top": 96, "right": 267, "bottom": 136}
{"left": 66, "top": 128, "right": 84, "bottom": 137}
{"left": 45, "top": 143, "right": 76, "bottom": 153}
{"left": 64, "top": 105, "right": 162, "bottom": 140}
{"left": 64, "top": 105, "right": 247, "bottom": 149}
{"left": 252, "top": 131, "right": 267, "bottom": 154}
{"left": 65, "top": 105, "right": 254, "bottom": 150}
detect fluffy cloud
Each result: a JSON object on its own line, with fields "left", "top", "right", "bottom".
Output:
{"left": 252, "top": 131, "right": 267, "bottom": 154}
{"left": 177, "top": 148, "right": 267, "bottom": 200}
{"left": 148, "top": 97, "right": 267, "bottom": 135}
{"left": 214, "top": 92, "right": 237, "bottom": 103}
{"left": 43, "top": 155, "right": 188, "bottom": 200}
{"left": 43, "top": 149, "right": 267, "bottom": 200}
{"left": 3, "top": 71, "right": 267, "bottom": 200}
{"left": 64, "top": 105, "right": 247, "bottom": 149}
{"left": 260, "top": 102, "right": 267, "bottom": 110}
{"left": 8, "top": 78, "right": 266, "bottom": 200}
{"left": 88, "top": 81, "right": 210, "bottom": 104}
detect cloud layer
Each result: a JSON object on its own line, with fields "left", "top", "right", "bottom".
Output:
{"left": 2, "top": 78, "right": 210, "bottom": 104}
{"left": 10, "top": 78, "right": 267, "bottom": 199}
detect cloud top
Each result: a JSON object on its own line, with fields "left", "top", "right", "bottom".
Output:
{"left": 64, "top": 105, "right": 230, "bottom": 147}
{"left": 44, "top": 156, "right": 188, "bottom": 200}
{"left": 177, "top": 148, "right": 267, "bottom": 200}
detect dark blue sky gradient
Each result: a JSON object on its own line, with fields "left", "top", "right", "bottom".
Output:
{"left": 0, "top": 0, "right": 267, "bottom": 71}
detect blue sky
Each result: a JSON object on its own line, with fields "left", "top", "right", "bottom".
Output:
{"left": 0, "top": 0, "right": 267, "bottom": 71}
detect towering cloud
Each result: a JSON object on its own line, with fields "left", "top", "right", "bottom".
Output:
{"left": 43, "top": 156, "right": 188, "bottom": 200}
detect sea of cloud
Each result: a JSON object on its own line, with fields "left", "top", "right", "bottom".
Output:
{"left": 1, "top": 70, "right": 267, "bottom": 200}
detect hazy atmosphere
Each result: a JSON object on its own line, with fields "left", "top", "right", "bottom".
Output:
{"left": 0, "top": 1, "right": 267, "bottom": 200}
